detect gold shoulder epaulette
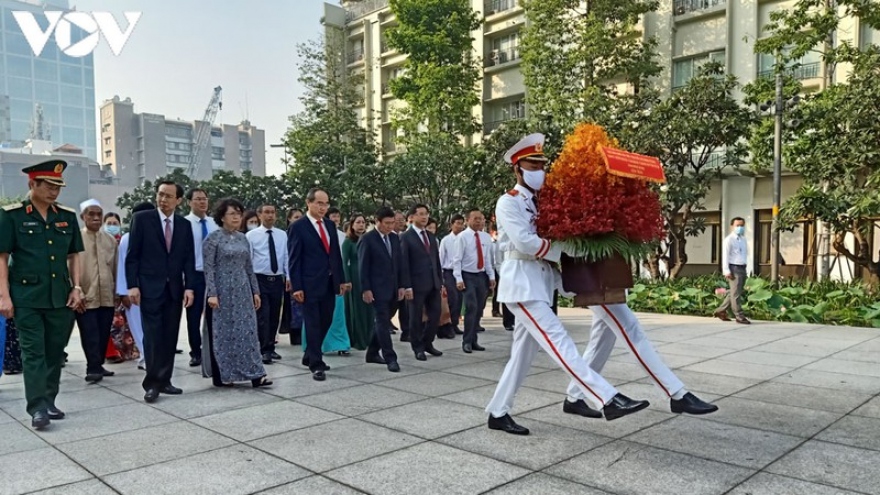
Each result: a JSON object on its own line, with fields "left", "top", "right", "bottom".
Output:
{"left": 2, "top": 202, "right": 23, "bottom": 211}
{"left": 507, "top": 189, "right": 520, "bottom": 196}
{"left": 57, "top": 204, "right": 76, "bottom": 213}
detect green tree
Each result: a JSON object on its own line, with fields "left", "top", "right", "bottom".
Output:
{"left": 640, "top": 63, "right": 754, "bottom": 279}
{"left": 386, "top": 0, "right": 482, "bottom": 138}
{"left": 519, "top": 0, "right": 661, "bottom": 139}
{"left": 282, "top": 30, "right": 387, "bottom": 215}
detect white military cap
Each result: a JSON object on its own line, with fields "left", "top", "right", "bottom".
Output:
{"left": 503, "top": 133, "right": 549, "bottom": 165}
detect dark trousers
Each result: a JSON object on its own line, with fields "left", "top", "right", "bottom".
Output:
{"left": 443, "top": 269, "right": 462, "bottom": 329}
{"left": 184, "top": 271, "right": 205, "bottom": 358}
{"left": 256, "top": 275, "right": 284, "bottom": 356}
{"left": 16, "top": 307, "right": 74, "bottom": 416}
{"left": 408, "top": 287, "right": 440, "bottom": 353}
{"left": 76, "top": 306, "right": 114, "bottom": 374}
{"left": 502, "top": 303, "right": 515, "bottom": 328}
{"left": 302, "top": 279, "right": 335, "bottom": 372}
{"left": 462, "top": 272, "right": 489, "bottom": 345}
{"left": 140, "top": 285, "right": 183, "bottom": 391}
{"left": 368, "top": 299, "right": 398, "bottom": 363}
{"left": 491, "top": 272, "right": 501, "bottom": 315}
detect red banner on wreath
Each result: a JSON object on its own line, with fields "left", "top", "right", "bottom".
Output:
{"left": 599, "top": 146, "right": 666, "bottom": 184}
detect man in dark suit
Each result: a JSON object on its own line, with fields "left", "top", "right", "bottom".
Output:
{"left": 288, "top": 188, "right": 349, "bottom": 381}
{"left": 126, "top": 180, "right": 196, "bottom": 403}
{"left": 358, "top": 206, "right": 404, "bottom": 373}
{"left": 400, "top": 204, "right": 445, "bottom": 361}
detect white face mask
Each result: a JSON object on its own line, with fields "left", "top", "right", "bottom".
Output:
{"left": 247, "top": 223, "right": 259, "bottom": 231}
{"left": 521, "top": 169, "right": 545, "bottom": 190}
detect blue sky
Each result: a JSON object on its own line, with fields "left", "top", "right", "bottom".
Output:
{"left": 71, "top": 0, "right": 329, "bottom": 176}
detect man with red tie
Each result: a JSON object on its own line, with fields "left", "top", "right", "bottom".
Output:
{"left": 452, "top": 208, "right": 495, "bottom": 354}
{"left": 287, "top": 188, "right": 349, "bottom": 381}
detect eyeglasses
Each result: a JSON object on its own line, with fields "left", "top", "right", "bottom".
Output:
{"left": 157, "top": 192, "right": 178, "bottom": 200}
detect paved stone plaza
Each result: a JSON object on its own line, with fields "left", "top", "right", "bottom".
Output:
{"left": 1, "top": 308, "right": 879, "bottom": 495}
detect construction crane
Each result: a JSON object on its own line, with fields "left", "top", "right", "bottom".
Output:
{"left": 185, "top": 86, "right": 223, "bottom": 178}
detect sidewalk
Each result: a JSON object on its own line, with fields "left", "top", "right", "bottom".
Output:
{"left": 1, "top": 309, "right": 878, "bottom": 495}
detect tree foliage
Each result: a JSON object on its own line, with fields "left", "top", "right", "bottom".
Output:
{"left": 386, "top": 0, "right": 481, "bottom": 137}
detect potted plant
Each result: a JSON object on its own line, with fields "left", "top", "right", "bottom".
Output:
{"left": 536, "top": 123, "right": 666, "bottom": 306}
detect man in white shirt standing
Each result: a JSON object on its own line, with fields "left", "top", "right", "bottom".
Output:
{"left": 453, "top": 208, "right": 495, "bottom": 354}
{"left": 247, "top": 204, "right": 289, "bottom": 364}
{"left": 439, "top": 214, "right": 465, "bottom": 337}
{"left": 183, "top": 188, "right": 218, "bottom": 367}
{"left": 118, "top": 202, "right": 155, "bottom": 371}
{"left": 715, "top": 216, "right": 750, "bottom": 324}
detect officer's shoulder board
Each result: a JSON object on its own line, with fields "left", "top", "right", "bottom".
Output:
{"left": 506, "top": 189, "right": 520, "bottom": 197}
{"left": 2, "top": 202, "right": 23, "bottom": 212}
{"left": 56, "top": 204, "right": 76, "bottom": 213}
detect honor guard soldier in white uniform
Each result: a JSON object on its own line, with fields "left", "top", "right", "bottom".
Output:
{"left": 485, "top": 134, "right": 650, "bottom": 435}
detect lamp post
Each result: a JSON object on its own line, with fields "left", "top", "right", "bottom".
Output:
{"left": 270, "top": 143, "right": 289, "bottom": 173}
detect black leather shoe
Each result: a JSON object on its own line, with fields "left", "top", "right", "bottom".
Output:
{"left": 671, "top": 392, "right": 719, "bottom": 415}
{"left": 47, "top": 405, "right": 65, "bottom": 420}
{"left": 312, "top": 370, "right": 326, "bottom": 381}
{"left": 603, "top": 393, "right": 650, "bottom": 421}
{"left": 487, "top": 414, "right": 529, "bottom": 435}
{"left": 478, "top": 326, "right": 486, "bottom": 332}
{"left": 504, "top": 326, "right": 513, "bottom": 332}
{"left": 84, "top": 373, "right": 103, "bottom": 383}
{"left": 175, "top": 349, "right": 184, "bottom": 354}
{"left": 415, "top": 351, "right": 427, "bottom": 361}
{"left": 387, "top": 361, "right": 400, "bottom": 373}
{"left": 366, "top": 355, "right": 387, "bottom": 365}
{"left": 189, "top": 357, "right": 201, "bottom": 367}
{"left": 462, "top": 343, "right": 473, "bottom": 354}
{"left": 262, "top": 354, "right": 274, "bottom": 365}
{"left": 471, "top": 343, "right": 486, "bottom": 352}
{"left": 144, "top": 388, "right": 159, "bottom": 403}
{"left": 563, "top": 399, "right": 602, "bottom": 419}
{"left": 400, "top": 335, "right": 411, "bottom": 342}
{"left": 492, "top": 311, "right": 502, "bottom": 318}
{"left": 454, "top": 327, "right": 464, "bottom": 335}
{"left": 31, "top": 410, "right": 50, "bottom": 430}
{"left": 159, "top": 385, "right": 183, "bottom": 395}
{"left": 271, "top": 352, "right": 282, "bottom": 360}
{"left": 425, "top": 346, "right": 443, "bottom": 357}
{"left": 100, "top": 368, "right": 115, "bottom": 377}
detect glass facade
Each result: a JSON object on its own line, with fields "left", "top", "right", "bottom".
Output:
{"left": 0, "top": 0, "right": 96, "bottom": 159}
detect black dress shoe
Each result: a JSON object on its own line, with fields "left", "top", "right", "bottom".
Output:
{"left": 478, "top": 326, "right": 486, "bottom": 332}
{"left": 425, "top": 346, "right": 443, "bottom": 357}
{"left": 271, "top": 352, "right": 282, "bottom": 360}
{"left": 175, "top": 349, "right": 184, "bottom": 354}
{"left": 262, "top": 354, "right": 274, "bottom": 365}
{"left": 189, "top": 357, "right": 201, "bottom": 367}
{"left": 563, "top": 399, "right": 603, "bottom": 419}
{"left": 415, "top": 351, "right": 427, "bottom": 361}
{"left": 312, "top": 370, "right": 326, "bottom": 381}
{"left": 137, "top": 364, "right": 146, "bottom": 371}
{"left": 84, "top": 373, "right": 103, "bottom": 383}
{"left": 492, "top": 311, "right": 502, "bottom": 318}
{"left": 366, "top": 355, "right": 387, "bottom": 365}
{"left": 47, "top": 405, "right": 65, "bottom": 420}
{"left": 462, "top": 343, "right": 473, "bottom": 354}
{"left": 100, "top": 368, "right": 115, "bottom": 377}
{"left": 454, "top": 327, "right": 464, "bottom": 335}
{"left": 504, "top": 326, "right": 514, "bottom": 332}
{"left": 144, "top": 388, "right": 159, "bottom": 403}
{"left": 159, "top": 385, "right": 183, "bottom": 395}
{"left": 400, "top": 335, "right": 411, "bottom": 342}
{"left": 603, "top": 393, "right": 650, "bottom": 421}
{"left": 387, "top": 361, "right": 400, "bottom": 372}
{"left": 671, "top": 392, "right": 719, "bottom": 415}
{"left": 487, "top": 414, "right": 529, "bottom": 435}
{"left": 31, "top": 410, "right": 50, "bottom": 430}
{"left": 471, "top": 343, "right": 485, "bottom": 352}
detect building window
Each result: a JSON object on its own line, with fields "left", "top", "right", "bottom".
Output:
{"left": 485, "top": 0, "right": 518, "bottom": 15}
{"left": 348, "top": 39, "right": 365, "bottom": 65}
{"left": 104, "top": 137, "right": 111, "bottom": 145}
{"left": 484, "top": 98, "right": 525, "bottom": 133}
{"left": 211, "top": 146, "right": 225, "bottom": 160}
{"left": 105, "top": 150, "right": 112, "bottom": 158}
{"left": 673, "top": 0, "right": 725, "bottom": 16}
{"left": 758, "top": 51, "right": 822, "bottom": 80}
{"left": 487, "top": 33, "right": 521, "bottom": 67}
{"left": 672, "top": 50, "right": 725, "bottom": 91}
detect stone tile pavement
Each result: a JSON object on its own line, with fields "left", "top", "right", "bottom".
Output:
{"left": 1, "top": 308, "right": 879, "bottom": 495}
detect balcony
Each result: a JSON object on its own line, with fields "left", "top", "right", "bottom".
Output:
{"left": 485, "top": 47, "right": 521, "bottom": 67}
{"left": 347, "top": 48, "right": 365, "bottom": 65}
{"left": 345, "top": 0, "right": 389, "bottom": 22}
{"left": 673, "top": 0, "right": 725, "bottom": 16}
{"left": 484, "top": 0, "right": 519, "bottom": 16}
{"left": 759, "top": 62, "right": 821, "bottom": 81}
{"left": 483, "top": 117, "right": 523, "bottom": 134}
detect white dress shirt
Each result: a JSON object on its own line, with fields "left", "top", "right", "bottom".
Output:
{"left": 246, "top": 225, "right": 289, "bottom": 277}
{"left": 185, "top": 212, "right": 219, "bottom": 271}
{"left": 452, "top": 227, "right": 495, "bottom": 283}
{"left": 306, "top": 211, "right": 329, "bottom": 241}
{"left": 721, "top": 231, "right": 748, "bottom": 275}
{"left": 439, "top": 232, "right": 459, "bottom": 270}
{"left": 337, "top": 229, "right": 346, "bottom": 251}
{"left": 116, "top": 232, "right": 131, "bottom": 296}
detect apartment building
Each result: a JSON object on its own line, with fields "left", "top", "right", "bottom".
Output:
{"left": 99, "top": 96, "right": 266, "bottom": 189}
{"left": 327, "top": 0, "right": 879, "bottom": 280}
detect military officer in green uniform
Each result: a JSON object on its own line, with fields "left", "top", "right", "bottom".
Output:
{"left": 0, "top": 159, "right": 84, "bottom": 430}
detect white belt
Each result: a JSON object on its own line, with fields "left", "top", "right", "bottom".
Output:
{"left": 506, "top": 251, "right": 538, "bottom": 261}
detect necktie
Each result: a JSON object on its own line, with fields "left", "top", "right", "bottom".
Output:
{"left": 164, "top": 218, "right": 172, "bottom": 252}
{"left": 475, "top": 232, "right": 484, "bottom": 270}
{"left": 317, "top": 220, "right": 330, "bottom": 253}
{"left": 267, "top": 229, "right": 278, "bottom": 274}
{"left": 200, "top": 218, "right": 208, "bottom": 240}
{"left": 384, "top": 234, "right": 392, "bottom": 256}
{"left": 420, "top": 230, "right": 430, "bottom": 253}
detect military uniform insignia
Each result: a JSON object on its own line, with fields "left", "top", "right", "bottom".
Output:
{"left": 53, "top": 163, "right": 64, "bottom": 173}
{"left": 22, "top": 221, "right": 39, "bottom": 227}
{"left": 57, "top": 204, "right": 76, "bottom": 213}
{"left": 507, "top": 189, "right": 520, "bottom": 196}
{"left": 26, "top": 205, "right": 33, "bottom": 214}
{"left": 55, "top": 221, "right": 68, "bottom": 227}
{"left": 2, "top": 202, "right": 22, "bottom": 211}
